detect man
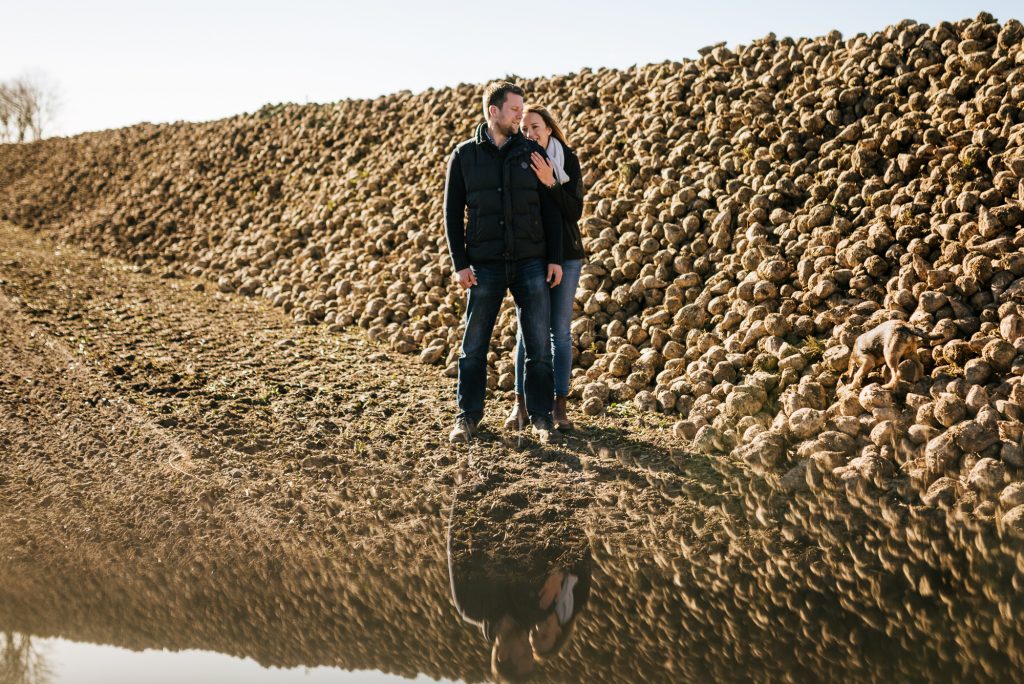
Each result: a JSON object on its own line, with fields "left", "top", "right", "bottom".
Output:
{"left": 444, "top": 81, "right": 563, "bottom": 445}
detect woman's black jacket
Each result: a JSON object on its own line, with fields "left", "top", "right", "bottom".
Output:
{"left": 544, "top": 143, "right": 585, "bottom": 261}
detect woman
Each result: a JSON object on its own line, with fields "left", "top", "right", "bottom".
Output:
{"left": 529, "top": 559, "right": 591, "bottom": 663}
{"left": 505, "top": 104, "right": 585, "bottom": 433}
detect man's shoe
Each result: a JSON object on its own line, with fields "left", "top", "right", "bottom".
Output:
{"left": 449, "top": 417, "right": 476, "bottom": 444}
{"left": 530, "top": 415, "right": 562, "bottom": 445}
{"left": 553, "top": 395, "right": 574, "bottom": 432}
{"left": 503, "top": 393, "right": 528, "bottom": 431}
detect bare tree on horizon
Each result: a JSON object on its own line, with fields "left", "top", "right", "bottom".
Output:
{"left": 0, "top": 74, "right": 60, "bottom": 143}
{"left": 1, "top": 632, "right": 53, "bottom": 684}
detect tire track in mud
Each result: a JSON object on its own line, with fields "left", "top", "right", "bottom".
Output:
{"left": 0, "top": 291, "right": 198, "bottom": 467}
{"left": 0, "top": 279, "right": 276, "bottom": 559}
{"left": 0, "top": 224, "right": 456, "bottom": 553}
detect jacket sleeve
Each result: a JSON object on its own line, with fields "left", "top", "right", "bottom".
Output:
{"left": 570, "top": 555, "right": 592, "bottom": 616}
{"left": 539, "top": 174, "right": 563, "bottom": 265}
{"left": 451, "top": 567, "right": 518, "bottom": 642}
{"left": 544, "top": 150, "right": 584, "bottom": 224}
{"left": 452, "top": 570, "right": 501, "bottom": 626}
{"left": 444, "top": 147, "right": 470, "bottom": 272}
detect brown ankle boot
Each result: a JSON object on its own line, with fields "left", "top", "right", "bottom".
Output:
{"left": 553, "top": 395, "right": 574, "bottom": 432}
{"left": 503, "top": 393, "right": 528, "bottom": 430}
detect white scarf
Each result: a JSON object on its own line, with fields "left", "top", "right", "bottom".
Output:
{"left": 555, "top": 573, "right": 578, "bottom": 625}
{"left": 546, "top": 137, "right": 570, "bottom": 185}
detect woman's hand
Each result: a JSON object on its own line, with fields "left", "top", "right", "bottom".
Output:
{"left": 530, "top": 152, "right": 556, "bottom": 187}
{"left": 546, "top": 264, "right": 562, "bottom": 288}
{"left": 538, "top": 570, "right": 566, "bottom": 609}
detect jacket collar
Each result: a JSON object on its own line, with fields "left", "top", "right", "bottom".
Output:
{"left": 474, "top": 121, "right": 524, "bottom": 152}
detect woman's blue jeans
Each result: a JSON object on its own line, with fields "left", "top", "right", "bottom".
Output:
{"left": 515, "top": 258, "right": 582, "bottom": 398}
{"left": 458, "top": 258, "right": 553, "bottom": 423}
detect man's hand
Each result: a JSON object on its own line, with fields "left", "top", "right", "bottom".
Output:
{"left": 546, "top": 264, "right": 563, "bottom": 288}
{"left": 538, "top": 570, "right": 566, "bottom": 609}
{"left": 454, "top": 267, "right": 477, "bottom": 289}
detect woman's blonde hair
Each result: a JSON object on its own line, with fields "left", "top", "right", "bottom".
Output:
{"left": 523, "top": 104, "right": 569, "bottom": 149}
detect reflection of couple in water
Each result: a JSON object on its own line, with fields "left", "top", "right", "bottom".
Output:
{"left": 450, "top": 557, "right": 591, "bottom": 682}
{"left": 447, "top": 503, "right": 592, "bottom": 683}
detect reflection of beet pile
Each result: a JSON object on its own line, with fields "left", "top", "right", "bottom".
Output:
{"left": 551, "top": 445, "right": 1024, "bottom": 682}
{"left": 0, "top": 514, "right": 494, "bottom": 682}
{"left": 4, "top": 447, "right": 1020, "bottom": 683}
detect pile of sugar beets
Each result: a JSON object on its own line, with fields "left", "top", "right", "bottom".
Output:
{"left": 3, "top": 13, "right": 1024, "bottom": 529}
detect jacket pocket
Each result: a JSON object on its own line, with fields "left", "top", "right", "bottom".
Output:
{"left": 528, "top": 211, "right": 543, "bottom": 241}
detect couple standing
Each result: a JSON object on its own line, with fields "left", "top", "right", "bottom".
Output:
{"left": 444, "top": 81, "right": 585, "bottom": 445}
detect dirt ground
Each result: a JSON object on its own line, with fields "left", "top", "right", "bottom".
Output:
{"left": 0, "top": 220, "right": 714, "bottom": 553}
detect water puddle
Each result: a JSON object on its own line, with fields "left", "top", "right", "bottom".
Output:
{"left": 2, "top": 453, "right": 1023, "bottom": 683}
{"left": 4, "top": 634, "right": 461, "bottom": 683}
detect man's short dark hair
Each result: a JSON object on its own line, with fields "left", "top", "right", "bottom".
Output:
{"left": 482, "top": 81, "right": 525, "bottom": 121}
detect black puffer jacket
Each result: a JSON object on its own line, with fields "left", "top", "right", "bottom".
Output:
{"left": 444, "top": 123, "right": 563, "bottom": 271}
{"left": 449, "top": 544, "right": 594, "bottom": 643}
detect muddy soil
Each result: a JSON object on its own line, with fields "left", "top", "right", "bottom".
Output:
{"left": 0, "top": 220, "right": 706, "bottom": 548}
{"left": 3, "top": 221, "right": 1023, "bottom": 684}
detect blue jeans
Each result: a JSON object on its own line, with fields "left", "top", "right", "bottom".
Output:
{"left": 458, "top": 258, "right": 553, "bottom": 422}
{"left": 515, "top": 258, "right": 582, "bottom": 398}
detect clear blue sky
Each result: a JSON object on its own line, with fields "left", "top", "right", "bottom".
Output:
{"left": 3, "top": 0, "right": 1020, "bottom": 137}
